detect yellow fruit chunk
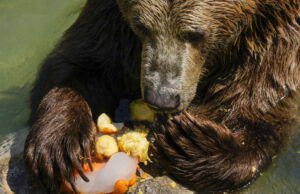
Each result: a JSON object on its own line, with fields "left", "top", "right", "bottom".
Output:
{"left": 140, "top": 173, "right": 148, "bottom": 179}
{"left": 97, "top": 113, "right": 119, "bottom": 134}
{"left": 117, "top": 131, "right": 150, "bottom": 163}
{"left": 170, "top": 181, "right": 176, "bottom": 188}
{"left": 97, "top": 113, "right": 112, "bottom": 130}
{"left": 113, "top": 179, "right": 129, "bottom": 194}
{"left": 129, "top": 99, "right": 154, "bottom": 122}
{"left": 95, "top": 135, "right": 118, "bottom": 160}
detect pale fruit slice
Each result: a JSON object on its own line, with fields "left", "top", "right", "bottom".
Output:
{"left": 95, "top": 135, "right": 118, "bottom": 160}
{"left": 129, "top": 99, "right": 154, "bottom": 122}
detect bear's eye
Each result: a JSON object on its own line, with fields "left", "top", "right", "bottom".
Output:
{"left": 132, "top": 17, "right": 149, "bottom": 36}
{"left": 182, "top": 32, "right": 204, "bottom": 43}
{"left": 135, "top": 23, "right": 149, "bottom": 36}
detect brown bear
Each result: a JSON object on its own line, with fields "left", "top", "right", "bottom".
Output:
{"left": 23, "top": 0, "right": 300, "bottom": 193}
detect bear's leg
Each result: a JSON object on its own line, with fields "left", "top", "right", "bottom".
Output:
{"left": 23, "top": 1, "right": 141, "bottom": 192}
{"left": 152, "top": 110, "right": 296, "bottom": 192}
{"left": 24, "top": 86, "right": 117, "bottom": 193}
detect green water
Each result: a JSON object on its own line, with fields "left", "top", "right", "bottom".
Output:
{"left": 0, "top": 0, "right": 299, "bottom": 193}
{"left": 0, "top": 0, "right": 86, "bottom": 136}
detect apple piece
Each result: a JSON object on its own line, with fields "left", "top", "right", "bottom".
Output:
{"left": 129, "top": 99, "right": 154, "bottom": 122}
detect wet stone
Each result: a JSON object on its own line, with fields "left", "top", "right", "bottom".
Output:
{"left": 128, "top": 176, "right": 194, "bottom": 194}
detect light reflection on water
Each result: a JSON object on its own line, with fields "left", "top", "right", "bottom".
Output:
{"left": 0, "top": 0, "right": 299, "bottom": 193}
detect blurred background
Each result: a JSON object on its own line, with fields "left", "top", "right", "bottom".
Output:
{"left": 0, "top": 0, "right": 299, "bottom": 193}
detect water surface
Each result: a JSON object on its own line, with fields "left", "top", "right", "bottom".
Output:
{"left": 0, "top": 0, "right": 85, "bottom": 137}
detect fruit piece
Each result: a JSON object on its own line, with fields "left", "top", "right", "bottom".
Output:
{"left": 170, "top": 181, "right": 176, "bottom": 188}
{"left": 129, "top": 99, "right": 154, "bottom": 122}
{"left": 97, "top": 113, "right": 112, "bottom": 130}
{"left": 113, "top": 179, "right": 129, "bottom": 194}
{"left": 95, "top": 135, "right": 119, "bottom": 160}
{"left": 117, "top": 131, "right": 150, "bottom": 163}
{"left": 167, "top": 114, "right": 173, "bottom": 120}
{"left": 100, "top": 123, "right": 119, "bottom": 134}
{"left": 97, "top": 113, "right": 111, "bottom": 125}
{"left": 74, "top": 162, "right": 105, "bottom": 175}
{"left": 128, "top": 174, "right": 137, "bottom": 186}
{"left": 140, "top": 173, "right": 148, "bottom": 179}
{"left": 97, "top": 113, "right": 119, "bottom": 134}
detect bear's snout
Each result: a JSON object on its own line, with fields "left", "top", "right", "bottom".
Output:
{"left": 143, "top": 87, "right": 180, "bottom": 112}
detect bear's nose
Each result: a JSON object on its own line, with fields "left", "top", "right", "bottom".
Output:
{"left": 144, "top": 87, "right": 180, "bottom": 111}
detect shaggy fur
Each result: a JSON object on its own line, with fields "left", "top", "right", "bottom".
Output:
{"left": 24, "top": 0, "right": 300, "bottom": 193}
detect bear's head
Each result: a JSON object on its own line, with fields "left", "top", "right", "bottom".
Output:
{"left": 117, "top": 0, "right": 254, "bottom": 112}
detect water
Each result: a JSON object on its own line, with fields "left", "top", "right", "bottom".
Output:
{"left": 0, "top": 0, "right": 299, "bottom": 193}
{"left": 0, "top": 0, "right": 86, "bottom": 137}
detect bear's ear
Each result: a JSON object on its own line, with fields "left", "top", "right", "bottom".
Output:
{"left": 57, "top": 0, "right": 141, "bottom": 68}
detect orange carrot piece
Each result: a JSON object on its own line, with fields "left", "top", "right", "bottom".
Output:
{"left": 74, "top": 162, "right": 105, "bottom": 175}
{"left": 113, "top": 179, "right": 129, "bottom": 194}
{"left": 128, "top": 174, "right": 137, "bottom": 186}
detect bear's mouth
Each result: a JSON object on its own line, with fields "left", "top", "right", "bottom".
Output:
{"left": 147, "top": 104, "right": 182, "bottom": 114}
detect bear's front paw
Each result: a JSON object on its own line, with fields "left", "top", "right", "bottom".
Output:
{"left": 152, "top": 111, "right": 238, "bottom": 159}
{"left": 151, "top": 111, "right": 241, "bottom": 191}
{"left": 24, "top": 122, "right": 96, "bottom": 193}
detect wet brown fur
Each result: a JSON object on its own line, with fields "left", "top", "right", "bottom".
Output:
{"left": 24, "top": 0, "right": 300, "bottom": 193}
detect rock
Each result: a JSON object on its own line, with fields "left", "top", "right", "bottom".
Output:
{"left": 128, "top": 176, "right": 194, "bottom": 194}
